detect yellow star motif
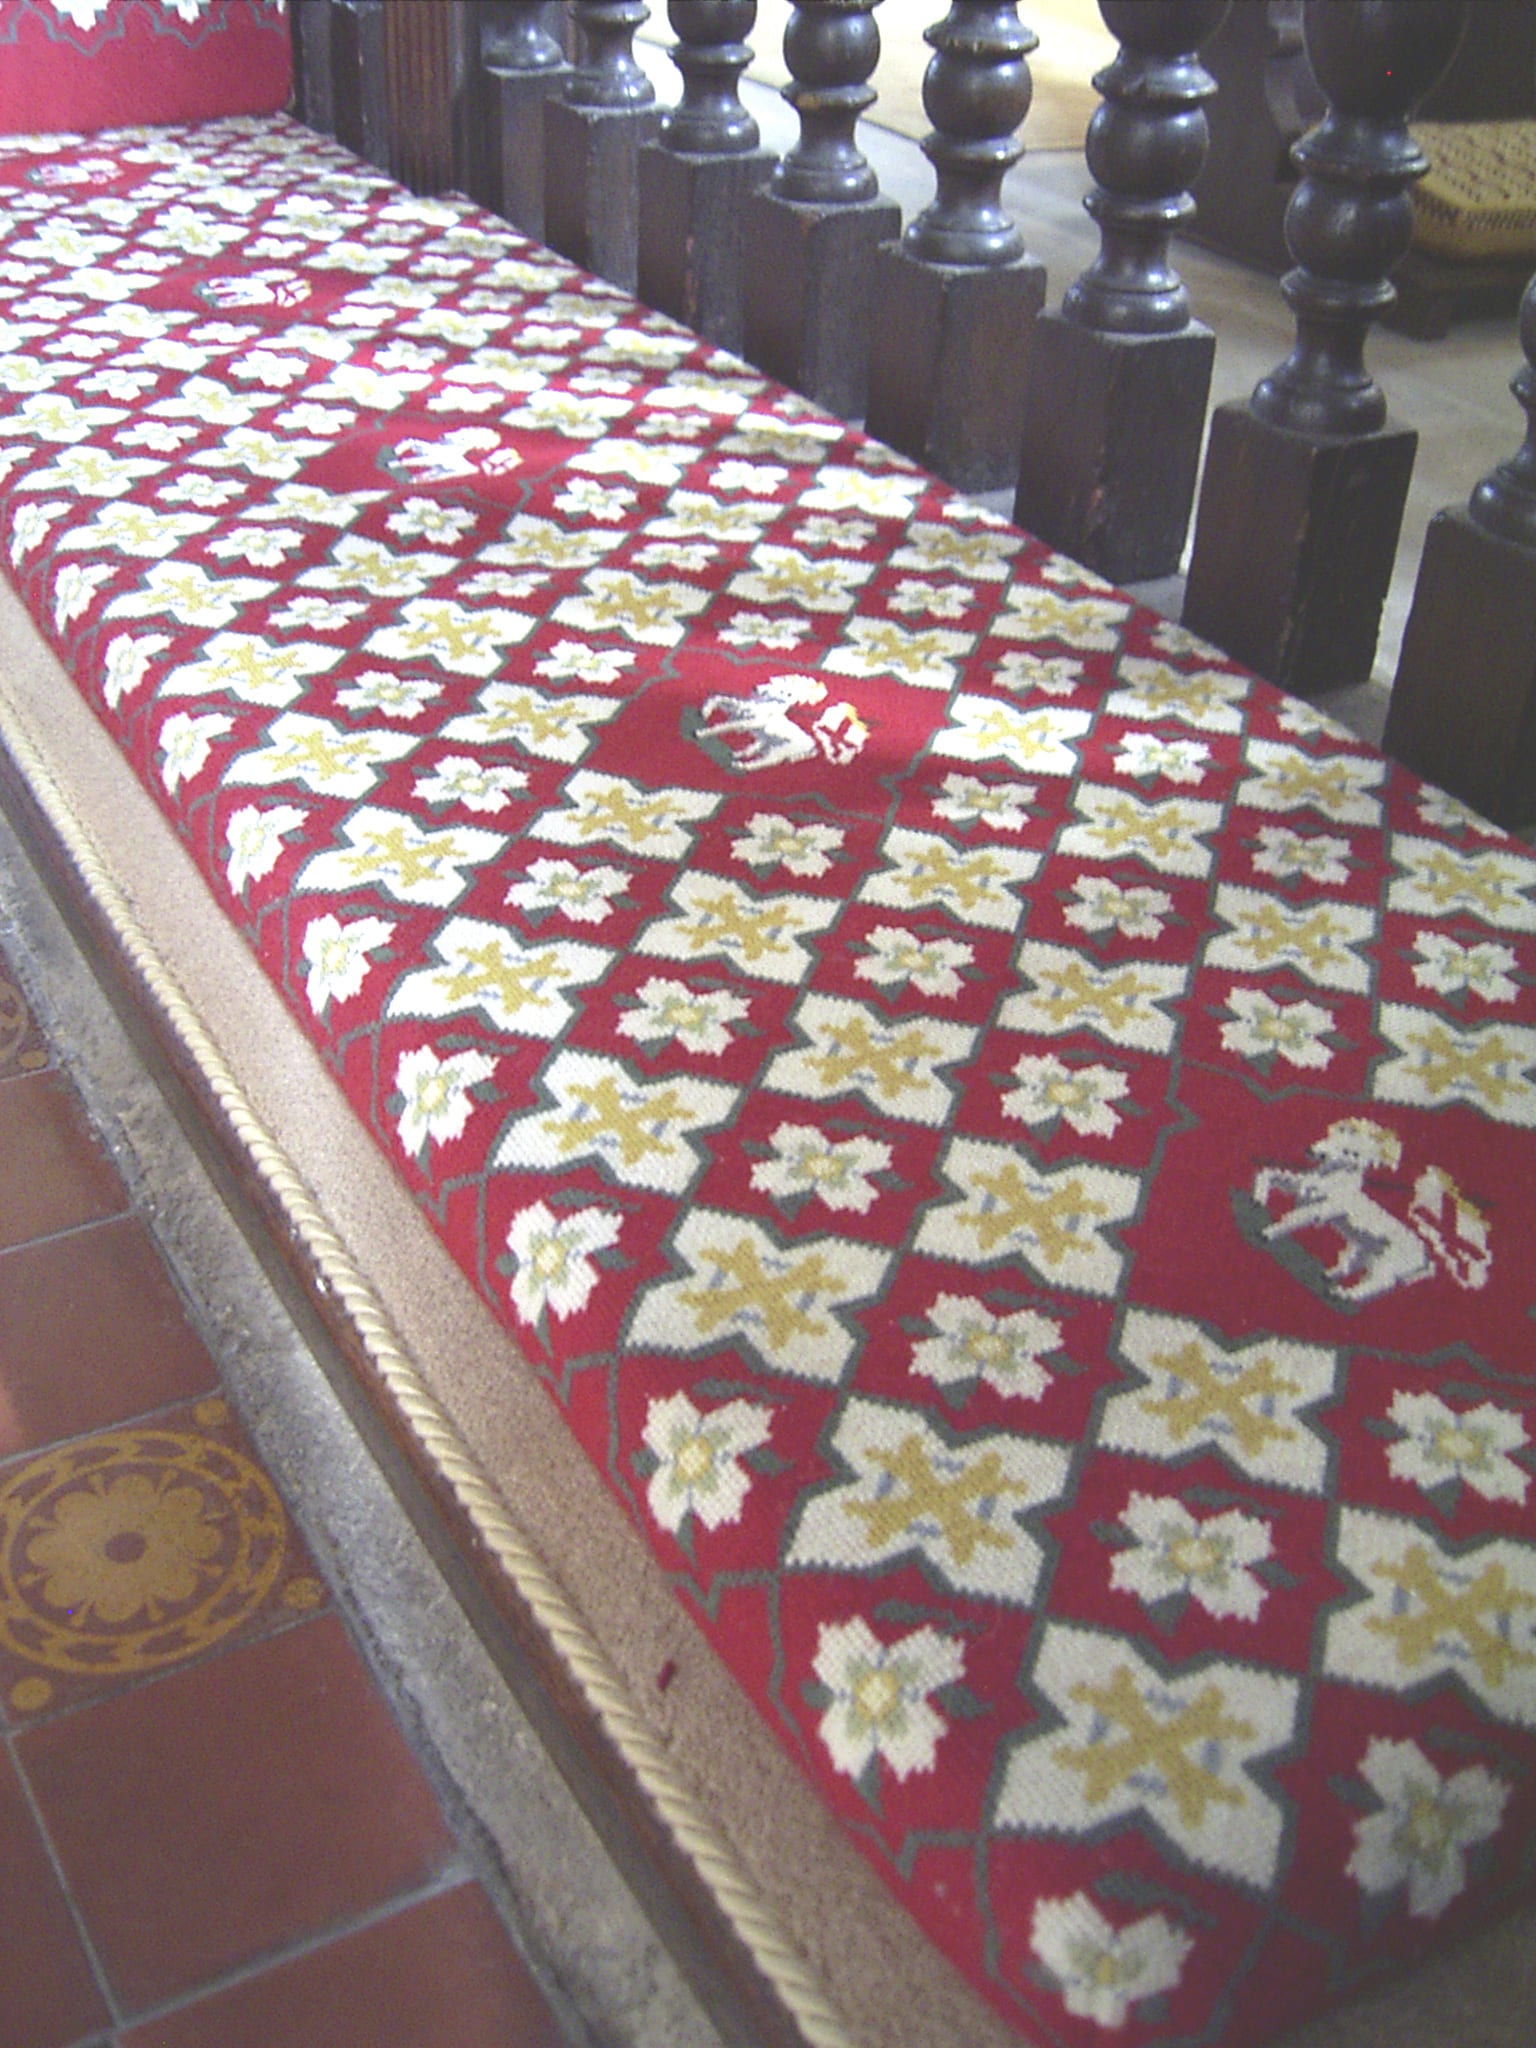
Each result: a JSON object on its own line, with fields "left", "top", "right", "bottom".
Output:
{"left": 1056, "top": 1663, "right": 1255, "bottom": 1828}
{"left": 843, "top": 1433, "right": 1029, "bottom": 1566}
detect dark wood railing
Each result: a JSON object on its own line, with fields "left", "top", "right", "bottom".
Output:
{"left": 287, "top": 0, "right": 1536, "bottom": 831}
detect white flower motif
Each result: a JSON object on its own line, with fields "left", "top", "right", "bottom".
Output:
{"left": 1411, "top": 932, "right": 1520, "bottom": 1005}
{"left": 750, "top": 1123, "right": 891, "bottom": 1214}
{"left": 1002, "top": 1053, "right": 1129, "bottom": 1137}
{"left": 555, "top": 477, "right": 634, "bottom": 523}
{"left": 731, "top": 812, "right": 844, "bottom": 878}
{"left": 855, "top": 925, "right": 972, "bottom": 999}
{"left": 641, "top": 1391, "right": 773, "bottom": 1535}
{"left": 393, "top": 1045, "right": 496, "bottom": 1161}
{"left": 1115, "top": 730, "right": 1210, "bottom": 785}
{"left": 911, "top": 1294, "right": 1061, "bottom": 1400}
{"left": 1417, "top": 784, "right": 1502, "bottom": 837}
{"left": 506, "top": 858, "right": 629, "bottom": 926}
{"left": 1220, "top": 987, "right": 1336, "bottom": 1070}
{"left": 414, "top": 755, "right": 528, "bottom": 814}
{"left": 1063, "top": 875, "right": 1171, "bottom": 942}
{"left": 812, "top": 1618, "right": 964, "bottom": 1783}
{"left": 1031, "top": 1894, "right": 1192, "bottom": 2028}
{"left": 103, "top": 631, "right": 171, "bottom": 709}
{"left": 615, "top": 977, "right": 748, "bottom": 1056}
{"left": 505, "top": 1201, "right": 622, "bottom": 1325}
{"left": 718, "top": 610, "right": 809, "bottom": 652}
{"left": 1386, "top": 1391, "right": 1529, "bottom": 1503}
{"left": 337, "top": 669, "right": 442, "bottom": 720}
{"left": 300, "top": 912, "right": 394, "bottom": 1015}
{"left": 931, "top": 772, "right": 1035, "bottom": 832}
{"left": 794, "top": 514, "right": 875, "bottom": 552}
{"left": 159, "top": 710, "right": 232, "bottom": 793}
{"left": 888, "top": 578, "right": 970, "bottom": 620}
{"left": 712, "top": 458, "right": 788, "bottom": 495}
{"left": 1110, "top": 1494, "right": 1272, "bottom": 1620}
{"left": 1220, "top": 987, "right": 1343, "bottom": 1073}
{"left": 535, "top": 639, "right": 637, "bottom": 686}
{"left": 1347, "top": 1739, "right": 1509, "bottom": 1919}
{"left": 225, "top": 803, "right": 305, "bottom": 894}
{"left": 387, "top": 496, "right": 476, "bottom": 545}
{"left": 268, "top": 594, "right": 365, "bottom": 634}
{"left": 1252, "top": 825, "right": 1352, "bottom": 887}
{"left": 207, "top": 525, "right": 304, "bottom": 569}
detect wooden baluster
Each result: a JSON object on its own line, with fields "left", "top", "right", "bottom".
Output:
{"left": 1386, "top": 265, "right": 1536, "bottom": 827}
{"left": 1012, "top": 1, "right": 1227, "bottom": 579}
{"left": 292, "top": 0, "right": 337, "bottom": 134}
{"left": 864, "top": 4, "right": 1045, "bottom": 490}
{"left": 742, "top": 2, "right": 902, "bottom": 420}
{"left": 545, "top": 1, "right": 662, "bottom": 291}
{"left": 637, "top": 3, "right": 774, "bottom": 350}
{"left": 1183, "top": 0, "right": 1467, "bottom": 694}
{"left": 475, "top": 1, "right": 571, "bottom": 233}
{"left": 330, "top": 0, "right": 389, "bottom": 169}
{"left": 1185, "top": 0, "right": 1321, "bottom": 276}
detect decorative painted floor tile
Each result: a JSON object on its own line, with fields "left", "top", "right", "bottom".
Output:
{"left": 0, "top": 1395, "right": 324, "bottom": 1727}
{"left": 0, "top": 1215, "right": 219, "bottom": 1457}
{"left": 16, "top": 1612, "right": 456, "bottom": 2013}
{"left": 0, "top": 948, "right": 48, "bottom": 1081}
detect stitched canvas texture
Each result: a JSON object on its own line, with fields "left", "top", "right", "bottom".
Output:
{"left": 0, "top": 1, "right": 290, "bottom": 136}
{"left": 0, "top": 115, "right": 1533, "bottom": 2048}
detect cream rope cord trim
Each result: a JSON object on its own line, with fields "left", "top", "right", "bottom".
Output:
{"left": 0, "top": 684, "right": 857, "bottom": 2048}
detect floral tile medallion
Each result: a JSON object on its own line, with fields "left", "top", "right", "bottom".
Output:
{"left": 0, "top": 1397, "right": 324, "bottom": 1723}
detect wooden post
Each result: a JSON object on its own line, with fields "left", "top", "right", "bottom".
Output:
{"left": 864, "top": 3, "right": 1045, "bottom": 490}
{"left": 331, "top": 0, "right": 388, "bottom": 169}
{"left": 1386, "top": 267, "right": 1536, "bottom": 828}
{"left": 637, "top": 3, "right": 775, "bottom": 353}
{"left": 1183, "top": 0, "right": 1468, "bottom": 695}
{"left": 381, "top": 0, "right": 479, "bottom": 196}
{"left": 545, "top": 1, "right": 662, "bottom": 291}
{"left": 475, "top": 1, "right": 571, "bottom": 234}
{"left": 292, "top": 0, "right": 337, "bottom": 134}
{"left": 1012, "top": 1, "right": 1227, "bottom": 579}
{"left": 742, "top": 2, "right": 902, "bottom": 420}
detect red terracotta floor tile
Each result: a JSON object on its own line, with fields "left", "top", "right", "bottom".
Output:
{"left": 0, "top": 1397, "right": 327, "bottom": 1728}
{"left": 0, "top": 1743, "right": 110, "bottom": 2048}
{"left": 119, "top": 1882, "right": 568, "bottom": 2048}
{"left": 0, "top": 953, "right": 49, "bottom": 1080}
{"left": 0, "top": 1071, "right": 126, "bottom": 1251}
{"left": 0, "top": 1214, "right": 218, "bottom": 1457}
{"left": 16, "top": 1612, "right": 455, "bottom": 2014}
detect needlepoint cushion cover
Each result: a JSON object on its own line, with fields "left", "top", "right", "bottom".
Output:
{"left": 1, "top": 114, "right": 1534, "bottom": 2048}
{"left": 0, "top": 1, "right": 290, "bottom": 137}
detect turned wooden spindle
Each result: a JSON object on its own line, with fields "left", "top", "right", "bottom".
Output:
{"left": 476, "top": 1, "right": 571, "bottom": 233}
{"left": 1184, "top": 0, "right": 1468, "bottom": 696}
{"left": 545, "top": 1, "right": 661, "bottom": 290}
{"left": 743, "top": 1, "right": 901, "bottom": 419}
{"left": 661, "top": 0, "right": 761, "bottom": 152}
{"left": 1013, "top": 0, "right": 1227, "bottom": 575}
{"left": 773, "top": 0, "right": 884, "bottom": 202}
{"left": 1387, "top": 258, "right": 1536, "bottom": 829}
{"left": 638, "top": 4, "right": 774, "bottom": 352}
{"left": 865, "top": 4, "right": 1044, "bottom": 488}
{"left": 906, "top": 0, "right": 1035, "bottom": 267}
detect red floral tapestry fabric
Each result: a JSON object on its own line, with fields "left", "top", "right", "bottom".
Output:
{"left": 1, "top": 115, "right": 1534, "bottom": 2048}
{"left": 0, "top": 1, "right": 290, "bottom": 136}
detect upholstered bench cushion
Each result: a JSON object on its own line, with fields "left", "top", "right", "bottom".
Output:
{"left": 0, "top": 0, "right": 291, "bottom": 137}
{"left": 1413, "top": 118, "right": 1536, "bottom": 262}
{"left": 1, "top": 113, "right": 1534, "bottom": 2048}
